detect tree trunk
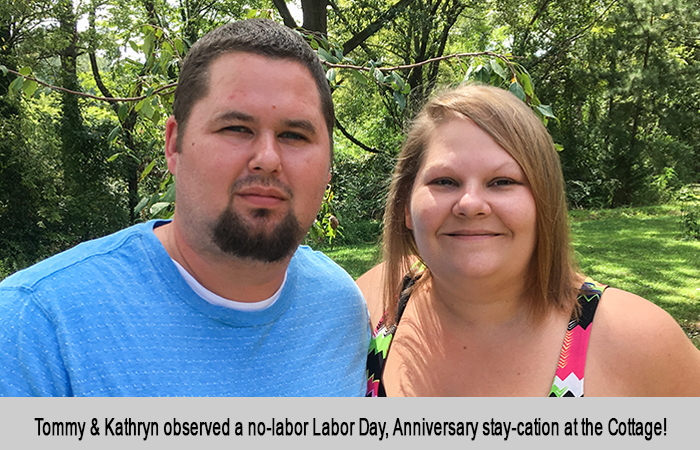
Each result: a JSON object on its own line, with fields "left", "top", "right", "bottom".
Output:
{"left": 301, "top": 0, "right": 327, "bottom": 34}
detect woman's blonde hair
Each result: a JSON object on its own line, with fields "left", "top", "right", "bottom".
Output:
{"left": 381, "top": 83, "right": 579, "bottom": 323}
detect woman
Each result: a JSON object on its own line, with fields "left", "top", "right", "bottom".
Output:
{"left": 358, "top": 84, "right": 700, "bottom": 396}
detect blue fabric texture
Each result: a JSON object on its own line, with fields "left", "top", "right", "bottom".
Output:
{"left": 0, "top": 221, "right": 369, "bottom": 397}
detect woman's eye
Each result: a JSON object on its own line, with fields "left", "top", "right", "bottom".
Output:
{"left": 491, "top": 178, "right": 516, "bottom": 187}
{"left": 431, "top": 178, "right": 456, "bottom": 187}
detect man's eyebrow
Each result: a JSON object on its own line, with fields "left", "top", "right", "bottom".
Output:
{"left": 284, "top": 119, "right": 317, "bottom": 135}
{"left": 214, "top": 110, "right": 256, "bottom": 123}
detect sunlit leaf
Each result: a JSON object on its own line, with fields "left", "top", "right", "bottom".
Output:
{"left": 150, "top": 202, "right": 170, "bottom": 215}
{"left": 22, "top": 79, "right": 37, "bottom": 97}
{"left": 143, "top": 32, "right": 155, "bottom": 56}
{"left": 536, "top": 104, "right": 556, "bottom": 119}
{"left": 139, "top": 159, "right": 156, "bottom": 182}
{"left": 349, "top": 69, "right": 368, "bottom": 85}
{"left": 516, "top": 66, "right": 534, "bottom": 96}
{"left": 173, "top": 38, "right": 184, "bottom": 55}
{"left": 140, "top": 101, "right": 154, "bottom": 119}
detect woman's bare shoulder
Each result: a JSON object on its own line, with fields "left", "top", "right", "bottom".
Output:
{"left": 355, "top": 263, "right": 386, "bottom": 329}
{"left": 587, "top": 287, "right": 700, "bottom": 396}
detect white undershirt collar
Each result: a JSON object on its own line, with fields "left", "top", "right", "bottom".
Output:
{"left": 171, "top": 259, "right": 285, "bottom": 311}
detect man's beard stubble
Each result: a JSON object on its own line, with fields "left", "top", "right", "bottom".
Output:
{"left": 212, "top": 177, "right": 306, "bottom": 263}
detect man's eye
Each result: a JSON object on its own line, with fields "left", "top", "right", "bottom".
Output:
{"left": 223, "top": 125, "right": 252, "bottom": 134}
{"left": 279, "top": 131, "right": 308, "bottom": 141}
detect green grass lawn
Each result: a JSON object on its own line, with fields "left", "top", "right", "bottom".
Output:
{"left": 323, "top": 243, "right": 382, "bottom": 280}
{"left": 323, "top": 204, "right": 700, "bottom": 348}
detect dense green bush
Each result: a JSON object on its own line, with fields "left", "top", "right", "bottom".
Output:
{"left": 679, "top": 184, "right": 700, "bottom": 240}
{"left": 331, "top": 151, "right": 395, "bottom": 236}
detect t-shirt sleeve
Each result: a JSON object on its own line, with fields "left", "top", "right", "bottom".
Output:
{"left": 0, "top": 287, "right": 71, "bottom": 396}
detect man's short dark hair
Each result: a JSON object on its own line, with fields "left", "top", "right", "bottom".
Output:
{"left": 172, "top": 19, "right": 334, "bottom": 153}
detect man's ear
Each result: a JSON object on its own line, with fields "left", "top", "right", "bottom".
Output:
{"left": 164, "top": 115, "right": 179, "bottom": 175}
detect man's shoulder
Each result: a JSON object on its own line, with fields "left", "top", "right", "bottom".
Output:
{"left": 0, "top": 221, "right": 160, "bottom": 291}
{"left": 292, "top": 245, "right": 351, "bottom": 276}
{"left": 289, "top": 246, "right": 359, "bottom": 292}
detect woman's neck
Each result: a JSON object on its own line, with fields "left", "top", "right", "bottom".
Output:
{"left": 424, "top": 272, "right": 533, "bottom": 330}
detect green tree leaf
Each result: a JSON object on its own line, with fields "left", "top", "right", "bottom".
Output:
{"left": 349, "top": 69, "right": 369, "bottom": 85}
{"left": 139, "top": 159, "right": 156, "bottom": 182}
{"left": 117, "top": 103, "right": 129, "bottom": 122}
{"left": 490, "top": 59, "right": 508, "bottom": 81}
{"left": 326, "top": 68, "right": 337, "bottom": 83}
{"left": 22, "top": 79, "right": 37, "bottom": 97}
{"left": 317, "top": 47, "right": 337, "bottom": 63}
{"left": 107, "top": 126, "right": 121, "bottom": 142}
{"left": 536, "top": 104, "right": 556, "bottom": 119}
{"left": 9, "top": 76, "right": 24, "bottom": 95}
{"left": 509, "top": 82, "right": 526, "bottom": 101}
{"left": 393, "top": 91, "right": 406, "bottom": 111}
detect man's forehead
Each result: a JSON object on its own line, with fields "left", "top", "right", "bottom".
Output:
{"left": 209, "top": 51, "right": 315, "bottom": 80}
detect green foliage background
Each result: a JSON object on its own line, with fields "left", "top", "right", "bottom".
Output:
{"left": 1, "top": 0, "right": 699, "bottom": 282}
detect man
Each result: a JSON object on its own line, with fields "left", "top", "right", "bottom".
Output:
{"left": 0, "top": 19, "right": 369, "bottom": 396}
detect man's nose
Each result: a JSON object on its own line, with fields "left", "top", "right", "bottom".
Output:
{"left": 248, "top": 133, "right": 282, "bottom": 174}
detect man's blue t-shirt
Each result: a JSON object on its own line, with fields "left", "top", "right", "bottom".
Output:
{"left": 0, "top": 221, "right": 369, "bottom": 396}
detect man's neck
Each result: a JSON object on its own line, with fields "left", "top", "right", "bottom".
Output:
{"left": 153, "top": 221, "right": 291, "bottom": 303}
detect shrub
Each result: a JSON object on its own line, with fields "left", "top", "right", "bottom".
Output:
{"left": 678, "top": 184, "right": 700, "bottom": 240}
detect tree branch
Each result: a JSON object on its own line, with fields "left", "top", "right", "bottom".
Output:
{"left": 89, "top": 52, "right": 117, "bottom": 109}
{"left": 324, "top": 50, "right": 516, "bottom": 75}
{"left": 327, "top": 0, "right": 379, "bottom": 60}
{"left": 3, "top": 51, "right": 514, "bottom": 103}
{"left": 342, "top": 0, "right": 416, "bottom": 55}
{"left": 3, "top": 67, "right": 176, "bottom": 102}
{"left": 335, "top": 119, "right": 381, "bottom": 153}
{"left": 531, "top": 0, "right": 619, "bottom": 70}
{"left": 272, "top": 0, "right": 298, "bottom": 28}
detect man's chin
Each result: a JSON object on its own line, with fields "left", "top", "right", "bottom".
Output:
{"left": 212, "top": 207, "right": 305, "bottom": 263}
